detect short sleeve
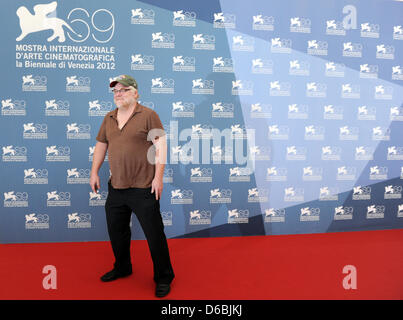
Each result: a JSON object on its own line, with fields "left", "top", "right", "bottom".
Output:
{"left": 96, "top": 116, "right": 108, "bottom": 143}
{"left": 147, "top": 110, "right": 165, "bottom": 141}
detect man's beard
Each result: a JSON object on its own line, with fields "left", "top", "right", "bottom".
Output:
{"left": 115, "top": 96, "right": 136, "bottom": 108}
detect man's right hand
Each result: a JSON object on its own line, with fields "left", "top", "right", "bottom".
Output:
{"left": 90, "top": 141, "right": 108, "bottom": 193}
{"left": 90, "top": 173, "right": 100, "bottom": 193}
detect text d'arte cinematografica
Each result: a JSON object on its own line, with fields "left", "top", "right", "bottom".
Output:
{"left": 16, "top": 44, "right": 115, "bottom": 69}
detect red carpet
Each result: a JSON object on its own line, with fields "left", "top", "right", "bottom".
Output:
{"left": 0, "top": 229, "right": 402, "bottom": 300}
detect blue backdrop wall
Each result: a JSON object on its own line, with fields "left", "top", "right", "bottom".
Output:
{"left": 1, "top": 0, "right": 402, "bottom": 243}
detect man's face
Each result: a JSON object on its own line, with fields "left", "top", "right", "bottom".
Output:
{"left": 113, "top": 82, "right": 138, "bottom": 108}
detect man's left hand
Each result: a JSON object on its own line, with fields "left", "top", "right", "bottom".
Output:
{"left": 151, "top": 177, "right": 163, "bottom": 200}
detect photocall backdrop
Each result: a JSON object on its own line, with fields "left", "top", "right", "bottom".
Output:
{"left": 1, "top": 0, "right": 402, "bottom": 243}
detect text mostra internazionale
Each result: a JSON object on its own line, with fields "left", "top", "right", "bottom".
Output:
{"left": 16, "top": 44, "right": 115, "bottom": 60}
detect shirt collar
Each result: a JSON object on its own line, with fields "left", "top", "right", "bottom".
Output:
{"left": 110, "top": 103, "right": 143, "bottom": 120}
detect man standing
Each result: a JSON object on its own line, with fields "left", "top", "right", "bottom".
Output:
{"left": 90, "top": 75, "right": 174, "bottom": 298}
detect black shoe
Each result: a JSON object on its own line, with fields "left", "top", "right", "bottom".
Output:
{"left": 155, "top": 283, "right": 171, "bottom": 298}
{"left": 100, "top": 269, "right": 132, "bottom": 282}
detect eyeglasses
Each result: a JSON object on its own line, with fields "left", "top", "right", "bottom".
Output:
{"left": 112, "top": 88, "right": 131, "bottom": 94}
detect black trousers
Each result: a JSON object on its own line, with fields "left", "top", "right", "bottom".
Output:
{"left": 105, "top": 181, "right": 174, "bottom": 284}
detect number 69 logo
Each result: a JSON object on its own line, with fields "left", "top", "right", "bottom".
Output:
{"left": 67, "top": 8, "right": 115, "bottom": 43}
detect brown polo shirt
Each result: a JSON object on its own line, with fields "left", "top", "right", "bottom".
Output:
{"left": 96, "top": 103, "right": 165, "bottom": 189}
